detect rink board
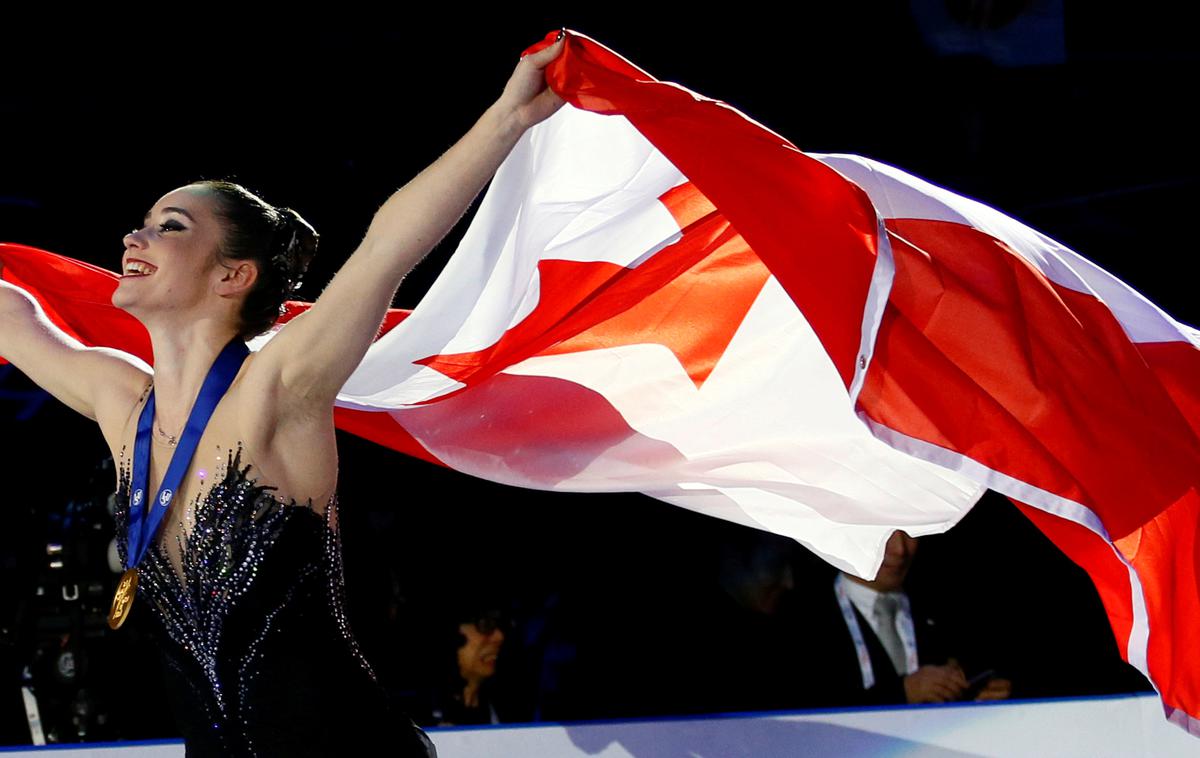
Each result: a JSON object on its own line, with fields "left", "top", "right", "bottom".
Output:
{"left": 0, "top": 693, "right": 1193, "bottom": 757}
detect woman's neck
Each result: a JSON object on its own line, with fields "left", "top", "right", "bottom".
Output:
{"left": 146, "top": 318, "right": 241, "bottom": 429}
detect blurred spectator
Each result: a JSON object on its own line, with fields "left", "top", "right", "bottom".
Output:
{"left": 582, "top": 528, "right": 815, "bottom": 717}
{"left": 810, "top": 530, "right": 1012, "bottom": 706}
{"left": 425, "top": 606, "right": 510, "bottom": 726}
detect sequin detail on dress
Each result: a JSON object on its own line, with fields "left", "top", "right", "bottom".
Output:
{"left": 112, "top": 444, "right": 424, "bottom": 757}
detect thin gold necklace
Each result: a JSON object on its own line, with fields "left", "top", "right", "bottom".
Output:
{"left": 154, "top": 420, "right": 179, "bottom": 447}
{"left": 147, "top": 380, "right": 180, "bottom": 447}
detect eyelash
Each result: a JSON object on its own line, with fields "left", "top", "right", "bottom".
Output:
{"left": 136, "top": 220, "right": 185, "bottom": 233}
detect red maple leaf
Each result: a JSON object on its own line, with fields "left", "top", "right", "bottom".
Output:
{"left": 416, "top": 182, "right": 771, "bottom": 393}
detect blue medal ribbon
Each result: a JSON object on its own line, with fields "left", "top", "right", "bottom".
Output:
{"left": 126, "top": 338, "right": 250, "bottom": 568}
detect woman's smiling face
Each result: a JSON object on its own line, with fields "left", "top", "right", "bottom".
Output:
{"left": 113, "top": 185, "right": 229, "bottom": 320}
{"left": 457, "top": 620, "right": 505, "bottom": 682}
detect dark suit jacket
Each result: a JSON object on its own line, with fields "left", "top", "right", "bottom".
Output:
{"left": 797, "top": 581, "right": 951, "bottom": 708}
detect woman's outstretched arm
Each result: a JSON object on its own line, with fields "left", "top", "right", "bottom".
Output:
{"left": 253, "top": 35, "right": 566, "bottom": 408}
{"left": 0, "top": 276, "right": 149, "bottom": 439}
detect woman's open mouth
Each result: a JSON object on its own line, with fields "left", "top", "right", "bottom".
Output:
{"left": 122, "top": 260, "right": 158, "bottom": 277}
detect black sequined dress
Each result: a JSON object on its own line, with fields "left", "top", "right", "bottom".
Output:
{"left": 114, "top": 446, "right": 436, "bottom": 757}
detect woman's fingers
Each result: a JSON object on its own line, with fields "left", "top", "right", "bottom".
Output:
{"left": 500, "top": 32, "right": 569, "bottom": 130}
{"left": 523, "top": 34, "right": 566, "bottom": 69}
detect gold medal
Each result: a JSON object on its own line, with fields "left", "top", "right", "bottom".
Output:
{"left": 108, "top": 568, "right": 138, "bottom": 630}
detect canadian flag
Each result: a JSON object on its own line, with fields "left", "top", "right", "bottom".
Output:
{"left": 2, "top": 29, "right": 1196, "bottom": 733}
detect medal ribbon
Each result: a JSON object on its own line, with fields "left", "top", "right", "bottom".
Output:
{"left": 126, "top": 337, "right": 250, "bottom": 568}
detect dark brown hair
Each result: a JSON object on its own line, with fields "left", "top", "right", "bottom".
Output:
{"left": 192, "top": 180, "right": 318, "bottom": 340}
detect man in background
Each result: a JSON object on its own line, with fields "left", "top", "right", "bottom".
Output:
{"left": 817, "top": 531, "right": 1012, "bottom": 705}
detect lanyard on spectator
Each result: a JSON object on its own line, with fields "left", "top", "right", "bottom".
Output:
{"left": 834, "top": 574, "right": 919, "bottom": 688}
{"left": 834, "top": 574, "right": 876, "bottom": 689}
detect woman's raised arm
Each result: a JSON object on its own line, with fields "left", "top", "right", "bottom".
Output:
{"left": 252, "top": 35, "right": 567, "bottom": 408}
{"left": 0, "top": 277, "right": 150, "bottom": 434}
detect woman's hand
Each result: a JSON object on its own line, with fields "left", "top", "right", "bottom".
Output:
{"left": 495, "top": 34, "right": 567, "bottom": 132}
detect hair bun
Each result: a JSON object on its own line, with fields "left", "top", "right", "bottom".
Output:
{"left": 271, "top": 207, "right": 318, "bottom": 296}
{"left": 194, "top": 178, "right": 321, "bottom": 340}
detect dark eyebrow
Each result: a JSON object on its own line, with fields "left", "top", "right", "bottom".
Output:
{"left": 143, "top": 206, "right": 196, "bottom": 223}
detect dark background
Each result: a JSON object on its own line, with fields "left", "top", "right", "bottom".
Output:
{"left": 1, "top": 1, "right": 1195, "bottom": 744}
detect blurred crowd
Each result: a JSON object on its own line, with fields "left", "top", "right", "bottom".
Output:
{"left": 371, "top": 493, "right": 1151, "bottom": 729}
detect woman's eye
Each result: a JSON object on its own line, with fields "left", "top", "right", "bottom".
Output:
{"left": 158, "top": 220, "right": 185, "bottom": 233}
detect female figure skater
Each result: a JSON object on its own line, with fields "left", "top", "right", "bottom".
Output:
{"left": 0, "top": 33, "right": 567, "bottom": 757}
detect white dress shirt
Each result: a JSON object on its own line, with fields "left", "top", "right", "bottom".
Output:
{"left": 835, "top": 573, "right": 919, "bottom": 677}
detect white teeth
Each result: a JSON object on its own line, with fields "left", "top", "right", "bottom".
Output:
{"left": 124, "top": 261, "right": 156, "bottom": 276}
